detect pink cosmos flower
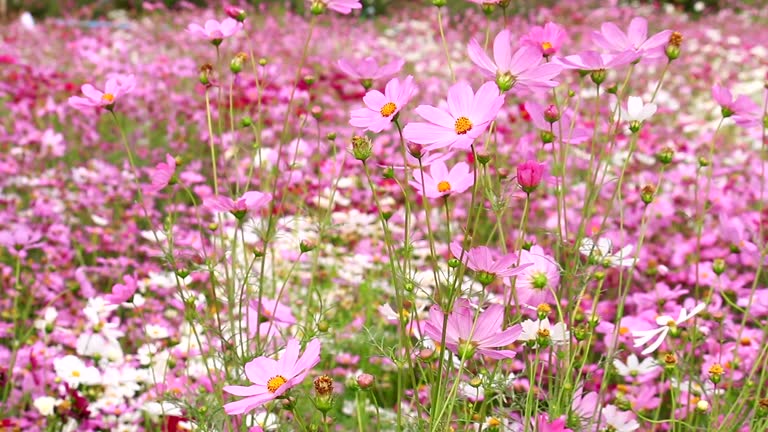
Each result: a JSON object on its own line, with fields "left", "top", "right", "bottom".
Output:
{"left": 337, "top": 57, "right": 405, "bottom": 82}
{"left": 0, "top": 225, "right": 44, "bottom": 257}
{"left": 410, "top": 160, "right": 474, "bottom": 199}
{"left": 524, "top": 101, "right": 590, "bottom": 144}
{"left": 205, "top": 191, "right": 272, "bottom": 219}
{"left": 403, "top": 81, "right": 504, "bottom": 151}
{"left": 248, "top": 298, "right": 297, "bottom": 339}
{"left": 467, "top": 30, "right": 562, "bottom": 93}
{"left": 223, "top": 338, "right": 321, "bottom": 415}
{"left": 532, "top": 414, "right": 573, "bottom": 432}
{"left": 520, "top": 22, "right": 568, "bottom": 57}
{"left": 186, "top": 18, "right": 241, "bottom": 44}
{"left": 68, "top": 74, "right": 136, "bottom": 112}
{"left": 556, "top": 50, "right": 638, "bottom": 71}
{"left": 712, "top": 84, "right": 760, "bottom": 126}
{"left": 592, "top": 17, "right": 672, "bottom": 61}
{"left": 513, "top": 246, "right": 560, "bottom": 306}
{"left": 145, "top": 154, "right": 176, "bottom": 194}
{"left": 450, "top": 242, "right": 532, "bottom": 284}
{"left": 349, "top": 75, "right": 416, "bottom": 133}
{"left": 423, "top": 300, "right": 521, "bottom": 360}
{"left": 105, "top": 274, "right": 139, "bottom": 305}
{"left": 312, "top": 0, "right": 362, "bottom": 14}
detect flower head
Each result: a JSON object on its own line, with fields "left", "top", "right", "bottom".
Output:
{"left": 450, "top": 242, "right": 532, "bottom": 285}
{"left": 578, "top": 237, "right": 635, "bottom": 268}
{"left": 513, "top": 246, "right": 560, "bottom": 306}
{"left": 205, "top": 191, "right": 272, "bottom": 219}
{"left": 423, "top": 300, "right": 521, "bottom": 360}
{"left": 519, "top": 318, "right": 569, "bottom": 347}
{"left": 223, "top": 338, "right": 321, "bottom": 415}
{"left": 403, "top": 81, "right": 504, "bottom": 151}
{"left": 248, "top": 298, "right": 297, "bottom": 339}
{"left": 613, "top": 354, "right": 660, "bottom": 380}
{"left": 186, "top": 18, "right": 241, "bottom": 44}
{"left": 337, "top": 57, "right": 405, "bottom": 83}
{"left": 145, "top": 154, "right": 177, "bottom": 194}
{"left": 601, "top": 405, "right": 639, "bottom": 432}
{"left": 410, "top": 160, "right": 474, "bottom": 199}
{"left": 350, "top": 75, "right": 416, "bottom": 133}
{"left": 592, "top": 17, "right": 672, "bottom": 61}
{"left": 105, "top": 274, "right": 139, "bottom": 305}
{"left": 68, "top": 74, "right": 136, "bottom": 112}
{"left": 520, "top": 22, "right": 568, "bottom": 57}
{"left": 631, "top": 303, "right": 706, "bottom": 355}
{"left": 712, "top": 84, "right": 760, "bottom": 126}
{"left": 467, "top": 30, "right": 562, "bottom": 93}
{"left": 622, "top": 96, "right": 657, "bottom": 123}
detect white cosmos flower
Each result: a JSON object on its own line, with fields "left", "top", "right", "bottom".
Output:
{"left": 33, "top": 396, "right": 59, "bottom": 416}
{"left": 631, "top": 303, "right": 706, "bottom": 355}
{"left": 613, "top": 354, "right": 659, "bottom": 377}
{"left": 622, "top": 96, "right": 657, "bottom": 122}
{"left": 54, "top": 355, "right": 102, "bottom": 387}
{"left": 519, "top": 318, "right": 569, "bottom": 346}
{"left": 602, "top": 404, "right": 640, "bottom": 432}
{"left": 579, "top": 237, "right": 635, "bottom": 268}
{"left": 145, "top": 324, "right": 170, "bottom": 339}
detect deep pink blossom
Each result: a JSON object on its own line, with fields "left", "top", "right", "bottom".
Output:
{"left": 521, "top": 22, "right": 568, "bottom": 57}
{"left": 403, "top": 81, "right": 504, "bottom": 151}
{"left": 516, "top": 160, "right": 546, "bottom": 193}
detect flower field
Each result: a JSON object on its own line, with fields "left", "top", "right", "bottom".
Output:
{"left": 1, "top": 1, "right": 768, "bottom": 431}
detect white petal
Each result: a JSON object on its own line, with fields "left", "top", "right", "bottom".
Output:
{"left": 627, "top": 96, "right": 643, "bottom": 118}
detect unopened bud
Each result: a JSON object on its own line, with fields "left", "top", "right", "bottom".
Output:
{"left": 299, "top": 239, "right": 316, "bottom": 253}
{"left": 357, "top": 373, "right": 375, "bottom": 389}
{"left": 351, "top": 135, "right": 373, "bottom": 162}
{"left": 240, "top": 116, "right": 253, "bottom": 128}
{"left": 448, "top": 258, "right": 460, "bottom": 268}
{"left": 311, "top": 105, "right": 323, "bottom": 120}
{"left": 310, "top": 0, "right": 326, "bottom": 14}
{"left": 304, "top": 75, "right": 316, "bottom": 86}
{"left": 698, "top": 157, "right": 710, "bottom": 167}
{"left": 317, "top": 320, "right": 329, "bottom": 332}
{"left": 657, "top": 147, "right": 674, "bottom": 164}
{"left": 224, "top": 5, "right": 247, "bottom": 22}
{"left": 432, "top": 0, "right": 447, "bottom": 6}
{"left": 258, "top": 58, "right": 268, "bottom": 66}
{"left": 544, "top": 105, "right": 560, "bottom": 123}
{"left": 712, "top": 259, "right": 726, "bottom": 275}
{"left": 326, "top": 132, "right": 337, "bottom": 141}
{"left": 539, "top": 130, "right": 555, "bottom": 144}
{"left": 408, "top": 143, "right": 423, "bottom": 159}
{"left": 477, "top": 151, "right": 492, "bottom": 165}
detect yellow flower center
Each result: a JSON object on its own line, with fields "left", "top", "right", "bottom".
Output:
{"left": 267, "top": 375, "right": 288, "bottom": 393}
{"left": 666, "top": 319, "right": 676, "bottom": 327}
{"left": 454, "top": 116, "right": 473, "bottom": 135}
{"left": 537, "top": 328, "right": 550, "bottom": 338}
{"left": 437, "top": 181, "right": 451, "bottom": 193}
{"left": 71, "top": 370, "right": 81, "bottom": 377}
{"left": 619, "top": 326, "right": 630, "bottom": 336}
{"left": 102, "top": 93, "right": 115, "bottom": 103}
{"left": 487, "top": 417, "right": 501, "bottom": 427}
{"left": 541, "top": 41, "right": 553, "bottom": 51}
{"left": 380, "top": 102, "right": 397, "bottom": 117}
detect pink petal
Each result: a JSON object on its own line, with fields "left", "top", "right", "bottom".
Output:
{"left": 447, "top": 82, "right": 474, "bottom": 118}
{"left": 80, "top": 84, "right": 103, "bottom": 101}
{"left": 467, "top": 38, "right": 497, "bottom": 77}
{"left": 414, "top": 105, "right": 455, "bottom": 129}
{"left": 627, "top": 17, "right": 648, "bottom": 47}
{"left": 493, "top": 29, "right": 513, "bottom": 71}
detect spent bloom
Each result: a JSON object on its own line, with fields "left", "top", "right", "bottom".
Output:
{"left": 423, "top": 300, "right": 522, "bottom": 360}
{"left": 349, "top": 75, "right": 416, "bottom": 133}
{"left": 450, "top": 242, "right": 532, "bottom": 285}
{"left": 592, "top": 17, "right": 672, "bottom": 61}
{"left": 205, "top": 191, "right": 272, "bottom": 219}
{"left": 403, "top": 81, "right": 504, "bottom": 151}
{"left": 712, "top": 84, "right": 760, "bottom": 126}
{"left": 632, "top": 303, "right": 706, "bottom": 355}
{"left": 410, "top": 160, "right": 474, "bottom": 199}
{"left": 186, "top": 18, "right": 241, "bottom": 44}
{"left": 520, "top": 22, "right": 568, "bottom": 57}
{"left": 223, "top": 338, "right": 321, "bottom": 414}
{"left": 68, "top": 74, "right": 136, "bottom": 112}
{"left": 467, "top": 30, "right": 562, "bottom": 93}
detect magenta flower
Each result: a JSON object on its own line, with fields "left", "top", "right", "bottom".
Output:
{"left": 349, "top": 75, "right": 416, "bottom": 133}
{"left": 311, "top": 0, "right": 362, "bottom": 14}
{"left": 205, "top": 191, "right": 272, "bottom": 219}
{"left": 145, "top": 154, "right": 176, "bottom": 194}
{"left": 410, "top": 160, "right": 474, "bottom": 199}
{"left": 524, "top": 101, "right": 590, "bottom": 144}
{"left": 516, "top": 160, "right": 546, "bottom": 193}
{"left": 105, "top": 274, "right": 139, "bottom": 305}
{"left": 423, "top": 300, "right": 521, "bottom": 360}
{"left": 520, "top": 22, "right": 568, "bottom": 57}
{"left": 186, "top": 18, "right": 241, "bottom": 44}
{"left": 592, "top": 17, "right": 672, "bottom": 61}
{"left": 223, "top": 338, "right": 321, "bottom": 415}
{"left": 248, "top": 298, "right": 297, "bottom": 338}
{"left": 467, "top": 30, "right": 562, "bottom": 93}
{"left": 337, "top": 57, "right": 405, "bottom": 83}
{"left": 68, "top": 74, "right": 136, "bottom": 112}
{"left": 712, "top": 84, "right": 760, "bottom": 126}
{"left": 403, "top": 81, "right": 504, "bottom": 151}
{"left": 556, "top": 50, "right": 638, "bottom": 71}
{"left": 450, "top": 242, "right": 532, "bottom": 285}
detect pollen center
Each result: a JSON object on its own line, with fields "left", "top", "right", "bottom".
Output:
{"left": 267, "top": 375, "right": 288, "bottom": 393}
{"left": 437, "top": 181, "right": 451, "bottom": 193}
{"left": 71, "top": 370, "right": 81, "bottom": 377}
{"left": 541, "top": 41, "right": 553, "bottom": 51}
{"left": 380, "top": 102, "right": 397, "bottom": 117}
{"left": 102, "top": 93, "right": 115, "bottom": 103}
{"left": 454, "top": 116, "right": 473, "bottom": 135}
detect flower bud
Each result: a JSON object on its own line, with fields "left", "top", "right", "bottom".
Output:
{"left": 303, "top": 74, "right": 316, "bottom": 86}
{"left": 230, "top": 52, "right": 247, "bottom": 74}
{"left": 357, "top": 373, "right": 375, "bottom": 390}
{"left": 310, "top": 0, "right": 326, "bottom": 14}
{"left": 698, "top": 157, "right": 710, "bottom": 167}
{"left": 258, "top": 57, "right": 268, "bottom": 66}
{"left": 640, "top": 184, "right": 656, "bottom": 205}
{"left": 539, "top": 130, "right": 555, "bottom": 144}
{"left": 516, "top": 160, "right": 545, "bottom": 194}
{"left": 544, "top": 105, "right": 560, "bottom": 123}
{"left": 224, "top": 5, "right": 247, "bottom": 22}
{"left": 351, "top": 135, "right": 373, "bottom": 161}
{"left": 408, "top": 143, "right": 423, "bottom": 159}
{"left": 300, "top": 239, "right": 316, "bottom": 253}
{"left": 240, "top": 116, "right": 253, "bottom": 128}
{"left": 432, "top": 0, "right": 447, "bottom": 6}
{"left": 712, "top": 259, "right": 726, "bottom": 275}
{"left": 326, "top": 132, "right": 337, "bottom": 141}
{"left": 311, "top": 105, "right": 323, "bottom": 120}
{"left": 656, "top": 147, "right": 674, "bottom": 164}
{"left": 448, "top": 258, "right": 461, "bottom": 268}
{"left": 317, "top": 320, "right": 330, "bottom": 332}
{"left": 199, "top": 63, "right": 213, "bottom": 86}
{"left": 476, "top": 151, "right": 492, "bottom": 165}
